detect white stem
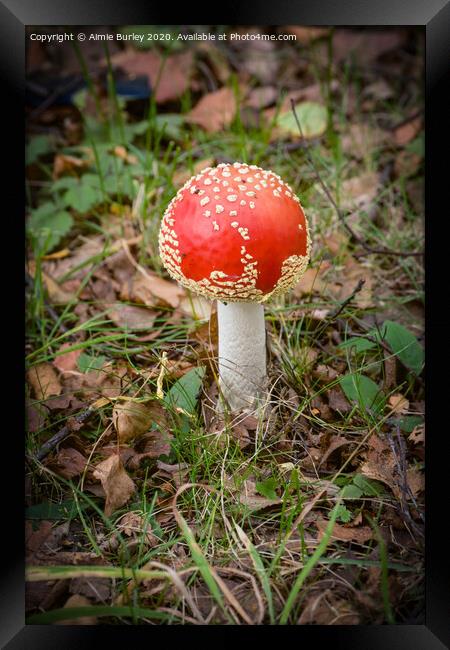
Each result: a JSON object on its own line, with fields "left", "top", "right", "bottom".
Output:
{"left": 217, "top": 301, "right": 267, "bottom": 412}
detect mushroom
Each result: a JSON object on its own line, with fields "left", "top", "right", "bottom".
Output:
{"left": 159, "top": 162, "right": 311, "bottom": 412}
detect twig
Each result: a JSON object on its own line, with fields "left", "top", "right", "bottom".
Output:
{"left": 289, "top": 99, "right": 423, "bottom": 259}
{"left": 34, "top": 406, "right": 95, "bottom": 461}
{"left": 327, "top": 278, "right": 366, "bottom": 321}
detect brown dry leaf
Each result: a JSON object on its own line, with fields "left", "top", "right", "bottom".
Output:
{"left": 53, "top": 344, "right": 82, "bottom": 373}
{"left": 298, "top": 588, "right": 360, "bottom": 624}
{"left": 55, "top": 594, "right": 97, "bottom": 625}
{"left": 120, "top": 271, "right": 185, "bottom": 309}
{"left": 293, "top": 262, "right": 331, "bottom": 297}
{"left": 107, "top": 303, "right": 157, "bottom": 331}
{"left": 406, "top": 467, "right": 424, "bottom": 497}
{"left": 111, "top": 49, "right": 193, "bottom": 103}
{"left": 53, "top": 153, "right": 92, "bottom": 179}
{"left": 116, "top": 511, "right": 157, "bottom": 547}
{"left": 27, "top": 363, "right": 62, "bottom": 400}
{"left": 113, "top": 400, "right": 155, "bottom": 443}
{"left": 238, "top": 479, "right": 282, "bottom": 512}
{"left": 27, "top": 260, "right": 76, "bottom": 304}
{"left": 316, "top": 516, "right": 373, "bottom": 544}
{"left": 360, "top": 434, "right": 406, "bottom": 500}
{"left": 388, "top": 394, "right": 409, "bottom": 414}
{"left": 49, "top": 447, "right": 87, "bottom": 479}
{"left": 409, "top": 425, "right": 424, "bottom": 445}
{"left": 128, "top": 430, "right": 173, "bottom": 469}
{"left": 394, "top": 117, "right": 422, "bottom": 146}
{"left": 327, "top": 387, "right": 351, "bottom": 413}
{"left": 319, "top": 435, "right": 353, "bottom": 468}
{"left": 173, "top": 158, "right": 215, "bottom": 188}
{"left": 332, "top": 29, "right": 406, "bottom": 65}
{"left": 284, "top": 26, "right": 330, "bottom": 45}
{"left": 186, "top": 87, "right": 237, "bottom": 133}
{"left": 92, "top": 454, "right": 136, "bottom": 516}
{"left": 43, "top": 237, "right": 104, "bottom": 283}
{"left": 26, "top": 400, "right": 49, "bottom": 432}
{"left": 26, "top": 520, "right": 53, "bottom": 555}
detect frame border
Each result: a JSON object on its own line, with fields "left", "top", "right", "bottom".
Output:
{"left": 3, "top": 0, "right": 449, "bottom": 646}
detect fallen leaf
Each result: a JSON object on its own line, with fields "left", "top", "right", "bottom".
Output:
{"left": 128, "top": 430, "right": 173, "bottom": 469}
{"left": 298, "top": 588, "right": 360, "bottom": 624}
{"left": 327, "top": 388, "right": 351, "bottom": 414}
{"left": 238, "top": 479, "right": 282, "bottom": 512}
{"left": 388, "top": 394, "right": 409, "bottom": 414}
{"left": 26, "top": 400, "right": 49, "bottom": 432}
{"left": 406, "top": 467, "right": 424, "bottom": 497}
{"left": 55, "top": 594, "right": 97, "bottom": 625}
{"left": 186, "top": 87, "right": 237, "bottom": 133}
{"left": 360, "top": 434, "right": 403, "bottom": 500}
{"left": 111, "top": 49, "right": 194, "bottom": 103}
{"left": 116, "top": 511, "right": 157, "bottom": 547}
{"left": 27, "top": 363, "right": 62, "bottom": 400}
{"left": 316, "top": 516, "right": 373, "bottom": 544}
{"left": 93, "top": 454, "right": 136, "bottom": 516}
{"left": 53, "top": 344, "right": 82, "bottom": 373}
{"left": 394, "top": 117, "right": 422, "bottom": 146}
{"left": 120, "top": 271, "right": 185, "bottom": 309}
{"left": 275, "top": 101, "right": 328, "bottom": 140}
{"left": 408, "top": 425, "right": 424, "bottom": 445}
{"left": 293, "top": 262, "right": 331, "bottom": 297}
{"left": 113, "top": 400, "right": 154, "bottom": 443}
{"left": 26, "top": 520, "right": 53, "bottom": 555}
{"left": 49, "top": 447, "right": 88, "bottom": 479}
{"left": 53, "top": 153, "right": 91, "bottom": 179}
{"left": 107, "top": 303, "right": 157, "bottom": 331}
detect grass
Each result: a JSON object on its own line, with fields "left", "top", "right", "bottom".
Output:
{"left": 25, "top": 29, "right": 424, "bottom": 625}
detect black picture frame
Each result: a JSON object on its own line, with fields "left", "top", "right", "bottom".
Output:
{"left": 4, "top": 0, "right": 449, "bottom": 646}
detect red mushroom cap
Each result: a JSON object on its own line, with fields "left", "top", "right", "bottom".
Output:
{"left": 159, "top": 162, "right": 311, "bottom": 302}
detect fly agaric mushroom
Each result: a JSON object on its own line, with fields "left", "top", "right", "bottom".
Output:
{"left": 159, "top": 162, "right": 311, "bottom": 412}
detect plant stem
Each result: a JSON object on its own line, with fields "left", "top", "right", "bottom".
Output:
{"left": 217, "top": 301, "right": 267, "bottom": 412}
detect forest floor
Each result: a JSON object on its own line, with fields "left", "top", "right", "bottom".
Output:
{"left": 25, "top": 26, "right": 424, "bottom": 625}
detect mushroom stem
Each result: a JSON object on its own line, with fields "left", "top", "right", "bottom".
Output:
{"left": 217, "top": 301, "right": 267, "bottom": 412}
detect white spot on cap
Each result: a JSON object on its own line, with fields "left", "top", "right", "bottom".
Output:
{"left": 216, "top": 205, "right": 224, "bottom": 214}
{"left": 240, "top": 200, "right": 246, "bottom": 206}
{"left": 230, "top": 210, "right": 237, "bottom": 216}
{"left": 231, "top": 221, "right": 239, "bottom": 228}
{"left": 204, "top": 210, "right": 211, "bottom": 217}
{"left": 213, "top": 187, "right": 220, "bottom": 192}
{"left": 226, "top": 195, "right": 237, "bottom": 202}
{"left": 249, "top": 201, "right": 255, "bottom": 209}
{"left": 200, "top": 196, "right": 210, "bottom": 206}
{"left": 204, "top": 178, "right": 212, "bottom": 185}
{"left": 212, "top": 220, "right": 219, "bottom": 231}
